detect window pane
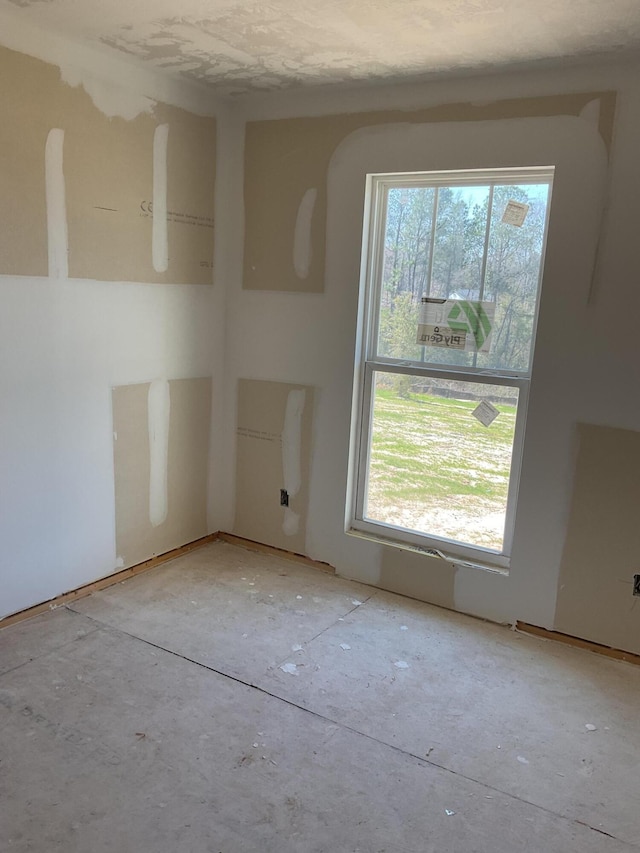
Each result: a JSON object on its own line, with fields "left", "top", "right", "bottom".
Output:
{"left": 375, "top": 181, "right": 550, "bottom": 372}
{"left": 364, "top": 372, "right": 519, "bottom": 552}
{"left": 431, "top": 185, "right": 490, "bottom": 300}
{"left": 477, "top": 183, "right": 550, "bottom": 372}
{"left": 377, "top": 186, "right": 436, "bottom": 362}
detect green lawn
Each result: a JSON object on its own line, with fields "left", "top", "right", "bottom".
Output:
{"left": 366, "top": 387, "right": 517, "bottom": 550}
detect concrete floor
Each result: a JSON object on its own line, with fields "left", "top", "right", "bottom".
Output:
{"left": 1, "top": 541, "right": 639, "bottom": 852}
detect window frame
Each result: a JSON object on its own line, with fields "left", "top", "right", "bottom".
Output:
{"left": 349, "top": 166, "right": 554, "bottom": 570}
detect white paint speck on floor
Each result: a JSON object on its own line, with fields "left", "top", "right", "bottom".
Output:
{"left": 1, "top": 541, "right": 638, "bottom": 852}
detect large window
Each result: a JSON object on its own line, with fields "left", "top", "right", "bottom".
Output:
{"left": 350, "top": 167, "right": 553, "bottom": 568}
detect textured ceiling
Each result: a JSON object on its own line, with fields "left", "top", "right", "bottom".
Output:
{"left": 3, "top": 0, "right": 640, "bottom": 95}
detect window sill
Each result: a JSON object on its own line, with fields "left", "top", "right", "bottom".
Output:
{"left": 346, "top": 526, "right": 510, "bottom": 577}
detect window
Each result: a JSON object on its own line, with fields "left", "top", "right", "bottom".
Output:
{"left": 350, "top": 167, "right": 553, "bottom": 568}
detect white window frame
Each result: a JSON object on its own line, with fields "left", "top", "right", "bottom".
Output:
{"left": 349, "top": 166, "right": 554, "bottom": 571}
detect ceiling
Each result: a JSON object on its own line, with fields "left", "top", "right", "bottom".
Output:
{"left": 3, "top": 0, "right": 640, "bottom": 96}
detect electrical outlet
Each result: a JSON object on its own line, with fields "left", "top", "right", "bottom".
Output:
{"left": 633, "top": 574, "right": 640, "bottom": 597}
{"left": 280, "top": 489, "right": 289, "bottom": 507}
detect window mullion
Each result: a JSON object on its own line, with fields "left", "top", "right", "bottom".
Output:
{"left": 477, "top": 184, "right": 494, "bottom": 304}
{"left": 473, "top": 183, "right": 495, "bottom": 369}
{"left": 366, "top": 359, "right": 528, "bottom": 388}
{"left": 424, "top": 187, "right": 439, "bottom": 299}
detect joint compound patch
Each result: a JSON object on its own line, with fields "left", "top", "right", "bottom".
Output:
{"left": 293, "top": 188, "right": 317, "bottom": 279}
{"left": 45, "top": 128, "right": 69, "bottom": 279}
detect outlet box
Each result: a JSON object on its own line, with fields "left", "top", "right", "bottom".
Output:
{"left": 280, "top": 489, "right": 289, "bottom": 507}
{"left": 633, "top": 575, "right": 640, "bottom": 597}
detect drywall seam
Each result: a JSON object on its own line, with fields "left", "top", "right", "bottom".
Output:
{"left": 152, "top": 123, "right": 170, "bottom": 273}
{"left": 45, "top": 128, "right": 68, "bottom": 279}
{"left": 581, "top": 97, "right": 609, "bottom": 306}
{"left": 207, "top": 102, "right": 243, "bottom": 532}
{"left": 281, "top": 389, "right": 306, "bottom": 536}
{"left": 148, "top": 379, "right": 171, "bottom": 527}
{"left": 293, "top": 188, "right": 317, "bottom": 279}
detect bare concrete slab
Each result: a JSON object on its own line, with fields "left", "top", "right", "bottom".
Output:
{"left": 2, "top": 542, "right": 638, "bottom": 851}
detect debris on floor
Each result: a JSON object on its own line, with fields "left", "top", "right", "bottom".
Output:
{"left": 340, "top": 643, "right": 351, "bottom": 651}
{"left": 280, "top": 662, "right": 298, "bottom": 675}
{"left": 394, "top": 661, "right": 409, "bottom": 669}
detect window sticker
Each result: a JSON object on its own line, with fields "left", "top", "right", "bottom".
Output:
{"left": 472, "top": 400, "right": 501, "bottom": 427}
{"left": 417, "top": 298, "right": 495, "bottom": 353}
{"left": 502, "top": 200, "right": 530, "bottom": 227}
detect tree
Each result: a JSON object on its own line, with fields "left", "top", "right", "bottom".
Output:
{"left": 377, "top": 181, "right": 549, "bottom": 377}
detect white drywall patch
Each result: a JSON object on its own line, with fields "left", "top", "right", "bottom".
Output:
{"left": 283, "top": 506, "right": 301, "bottom": 536}
{"left": 152, "top": 123, "right": 170, "bottom": 273}
{"left": 148, "top": 378, "right": 171, "bottom": 528}
{"left": 45, "top": 128, "right": 69, "bottom": 279}
{"left": 579, "top": 98, "right": 601, "bottom": 127}
{"left": 281, "top": 389, "right": 306, "bottom": 536}
{"left": 293, "top": 188, "right": 317, "bottom": 279}
{"left": 60, "top": 66, "right": 156, "bottom": 120}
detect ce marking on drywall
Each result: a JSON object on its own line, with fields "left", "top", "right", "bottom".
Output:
{"left": 140, "top": 200, "right": 154, "bottom": 216}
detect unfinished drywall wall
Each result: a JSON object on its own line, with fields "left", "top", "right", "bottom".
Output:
{"left": 0, "top": 27, "right": 221, "bottom": 621}
{"left": 224, "top": 61, "right": 640, "bottom": 653}
{"left": 554, "top": 424, "right": 640, "bottom": 655}
{"left": 0, "top": 43, "right": 216, "bottom": 285}
{"left": 379, "top": 547, "right": 457, "bottom": 611}
{"left": 232, "top": 106, "right": 609, "bottom": 625}
{"left": 243, "top": 92, "right": 615, "bottom": 293}
{"left": 113, "top": 378, "right": 212, "bottom": 568}
{"left": 234, "top": 379, "right": 314, "bottom": 554}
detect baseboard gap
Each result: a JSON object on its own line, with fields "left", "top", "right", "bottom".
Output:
{"left": 0, "top": 533, "right": 220, "bottom": 631}
{"left": 516, "top": 621, "right": 640, "bottom": 666}
{"left": 216, "top": 532, "right": 335, "bottom": 574}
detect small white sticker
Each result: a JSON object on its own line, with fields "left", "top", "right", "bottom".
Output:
{"left": 472, "top": 400, "right": 500, "bottom": 427}
{"left": 502, "top": 200, "right": 529, "bottom": 227}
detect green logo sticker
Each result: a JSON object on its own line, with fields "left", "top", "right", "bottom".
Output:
{"left": 447, "top": 301, "right": 493, "bottom": 351}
